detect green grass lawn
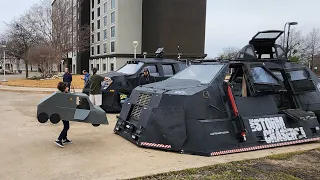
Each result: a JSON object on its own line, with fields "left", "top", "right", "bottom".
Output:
{"left": 131, "top": 148, "right": 320, "bottom": 180}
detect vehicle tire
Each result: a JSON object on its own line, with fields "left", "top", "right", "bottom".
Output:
{"left": 92, "top": 124, "right": 100, "bottom": 127}
{"left": 37, "top": 112, "right": 49, "bottom": 123}
{"left": 50, "top": 114, "right": 61, "bottom": 124}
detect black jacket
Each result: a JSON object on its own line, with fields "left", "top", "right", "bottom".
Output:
{"left": 139, "top": 75, "right": 156, "bottom": 85}
{"left": 63, "top": 73, "right": 72, "bottom": 84}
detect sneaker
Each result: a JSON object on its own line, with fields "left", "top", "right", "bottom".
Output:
{"left": 62, "top": 139, "right": 72, "bottom": 144}
{"left": 55, "top": 140, "right": 64, "bottom": 148}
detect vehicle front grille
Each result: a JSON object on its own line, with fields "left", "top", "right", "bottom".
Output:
{"left": 137, "top": 93, "right": 152, "bottom": 106}
{"left": 130, "top": 105, "right": 143, "bottom": 120}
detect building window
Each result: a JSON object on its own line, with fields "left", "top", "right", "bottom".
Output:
{"left": 97, "top": 45, "right": 100, "bottom": 54}
{"left": 103, "top": 63, "right": 106, "bottom": 71}
{"left": 111, "top": 12, "right": 115, "bottom": 24}
{"left": 91, "top": 22, "right": 94, "bottom": 32}
{"left": 110, "top": 41, "right": 115, "bottom": 53}
{"left": 111, "top": 63, "right": 114, "bottom": 71}
{"left": 104, "top": 2, "right": 107, "bottom": 13}
{"left": 98, "top": 0, "right": 100, "bottom": 4}
{"left": 103, "top": 43, "right": 107, "bottom": 53}
{"left": 97, "top": 20, "right": 100, "bottom": 29}
{"left": 104, "top": 16, "right": 107, "bottom": 26}
{"left": 97, "top": 64, "right": 100, "bottom": 70}
{"left": 91, "top": 47, "right": 94, "bottom": 55}
{"left": 97, "top": 7, "right": 100, "bottom": 17}
{"left": 91, "top": 0, "right": 94, "bottom": 8}
{"left": 91, "top": 11, "right": 94, "bottom": 20}
{"left": 111, "top": 26, "right": 115, "bottom": 38}
{"left": 103, "top": 29, "right": 107, "bottom": 40}
{"left": 91, "top": 64, "right": 94, "bottom": 70}
{"left": 91, "top": 34, "right": 94, "bottom": 43}
{"left": 97, "top": 32, "right": 100, "bottom": 41}
{"left": 111, "top": 0, "right": 115, "bottom": 9}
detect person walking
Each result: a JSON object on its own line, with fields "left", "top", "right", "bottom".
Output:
{"left": 55, "top": 82, "right": 72, "bottom": 148}
{"left": 81, "top": 70, "right": 90, "bottom": 86}
{"left": 63, "top": 68, "right": 72, "bottom": 92}
{"left": 89, "top": 68, "right": 109, "bottom": 106}
{"left": 139, "top": 68, "right": 156, "bottom": 85}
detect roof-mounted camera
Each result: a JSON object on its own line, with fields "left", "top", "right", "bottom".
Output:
{"left": 155, "top": 47, "right": 164, "bottom": 59}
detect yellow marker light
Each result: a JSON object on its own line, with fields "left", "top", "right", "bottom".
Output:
{"left": 70, "top": 98, "right": 73, "bottom": 100}
{"left": 110, "top": 90, "right": 115, "bottom": 92}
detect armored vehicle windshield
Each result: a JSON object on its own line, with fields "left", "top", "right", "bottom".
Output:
{"left": 171, "top": 64, "right": 225, "bottom": 84}
{"left": 117, "top": 62, "right": 144, "bottom": 75}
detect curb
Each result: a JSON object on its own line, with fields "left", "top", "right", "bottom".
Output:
{"left": 0, "top": 85, "right": 83, "bottom": 94}
{"left": 0, "top": 89, "right": 54, "bottom": 94}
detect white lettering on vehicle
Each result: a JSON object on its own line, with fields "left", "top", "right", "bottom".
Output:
{"left": 210, "top": 131, "right": 230, "bottom": 136}
{"left": 249, "top": 117, "right": 307, "bottom": 143}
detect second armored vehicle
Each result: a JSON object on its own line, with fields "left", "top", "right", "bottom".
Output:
{"left": 83, "top": 58, "right": 187, "bottom": 112}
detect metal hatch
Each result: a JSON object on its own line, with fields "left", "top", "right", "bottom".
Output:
{"left": 248, "top": 30, "right": 285, "bottom": 60}
{"left": 250, "top": 30, "right": 284, "bottom": 44}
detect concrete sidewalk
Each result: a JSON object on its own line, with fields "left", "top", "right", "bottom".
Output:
{"left": 0, "top": 85, "right": 83, "bottom": 93}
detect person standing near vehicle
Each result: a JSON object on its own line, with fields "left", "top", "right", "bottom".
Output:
{"left": 81, "top": 70, "right": 90, "bottom": 86}
{"left": 89, "top": 68, "right": 109, "bottom": 106}
{"left": 139, "top": 68, "right": 156, "bottom": 85}
{"left": 63, "top": 68, "right": 72, "bottom": 92}
{"left": 55, "top": 82, "right": 72, "bottom": 148}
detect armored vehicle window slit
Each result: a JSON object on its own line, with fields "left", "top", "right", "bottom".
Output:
{"left": 163, "top": 64, "right": 174, "bottom": 76}
{"left": 143, "top": 65, "right": 160, "bottom": 77}
{"left": 251, "top": 67, "right": 279, "bottom": 85}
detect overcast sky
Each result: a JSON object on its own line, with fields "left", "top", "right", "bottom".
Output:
{"left": 0, "top": 0, "right": 319, "bottom": 57}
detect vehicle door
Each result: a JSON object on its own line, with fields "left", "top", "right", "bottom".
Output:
{"left": 73, "top": 96, "right": 91, "bottom": 121}
{"left": 282, "top": 67, "right": 320, "bottom": 110}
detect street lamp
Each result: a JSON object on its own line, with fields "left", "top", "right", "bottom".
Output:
{"left": 133, "top": 41, "right": 139, "bottom": 59}
{"left": 2, "top": 45, "right": 7, "bottom": 82}
{"left": 283, "top": 22, "right": 298, "bottom": 57}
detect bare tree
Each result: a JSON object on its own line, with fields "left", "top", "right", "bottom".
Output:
{"left": 27, "top": 44, "right": 60, "bottom": 77}
{"left": 304, "top": 28, "right": 320, "bottom": 69}
{"left": 3, "top": 17, "right": 41, "bottom": 78}
{"left": 218, "top": 47, "right": 239, "bottom": 60}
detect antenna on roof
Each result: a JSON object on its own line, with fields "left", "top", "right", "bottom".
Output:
{"left": 177, "top": 46, "right": 182, "bottom": 60}
{"left": 155, "top": 47, "right": 164, "bottom": 59}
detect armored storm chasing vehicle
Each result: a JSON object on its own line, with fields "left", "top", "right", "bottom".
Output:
{"left": 114, "top": 30, "right": 320, "bottom": 156}
{"left": 37, "top": 92, "right": 108, "bottom": 127}
{"left": 83, "top": 57, "right": 187, "bottom": 113}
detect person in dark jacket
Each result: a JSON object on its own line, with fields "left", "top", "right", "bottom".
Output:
{"left": 63, "top": 68, "right": 72, "bottom": 92}
{"left": 139, "top": 68, "right": 156, "bottom": 85}
{"left": 55, "top": 82, "right": 72, "bottom": 148}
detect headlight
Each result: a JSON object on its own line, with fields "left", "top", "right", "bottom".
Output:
{"left": 173, "top": 91, "right": 186, "bottom": 95}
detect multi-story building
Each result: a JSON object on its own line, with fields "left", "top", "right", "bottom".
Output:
{"left": 89, "top": 0, "right": 207, "bottom": 74}
{"left": 53, "top": 0, "right": 206, "bottom": 74}
{"left": 52, "top": 0, "right": 90, "bottom": 74}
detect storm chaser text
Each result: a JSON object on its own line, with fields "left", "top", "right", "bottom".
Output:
{"left": 249, "top": 117, "right": 307, "bottom": 143}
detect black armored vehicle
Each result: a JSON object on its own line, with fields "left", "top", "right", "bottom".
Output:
{"left": 83, "top": 56, "right": 187, "bottom": 113}
{"left": 114, "top": 30, "right": 320, "bottom": 156}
